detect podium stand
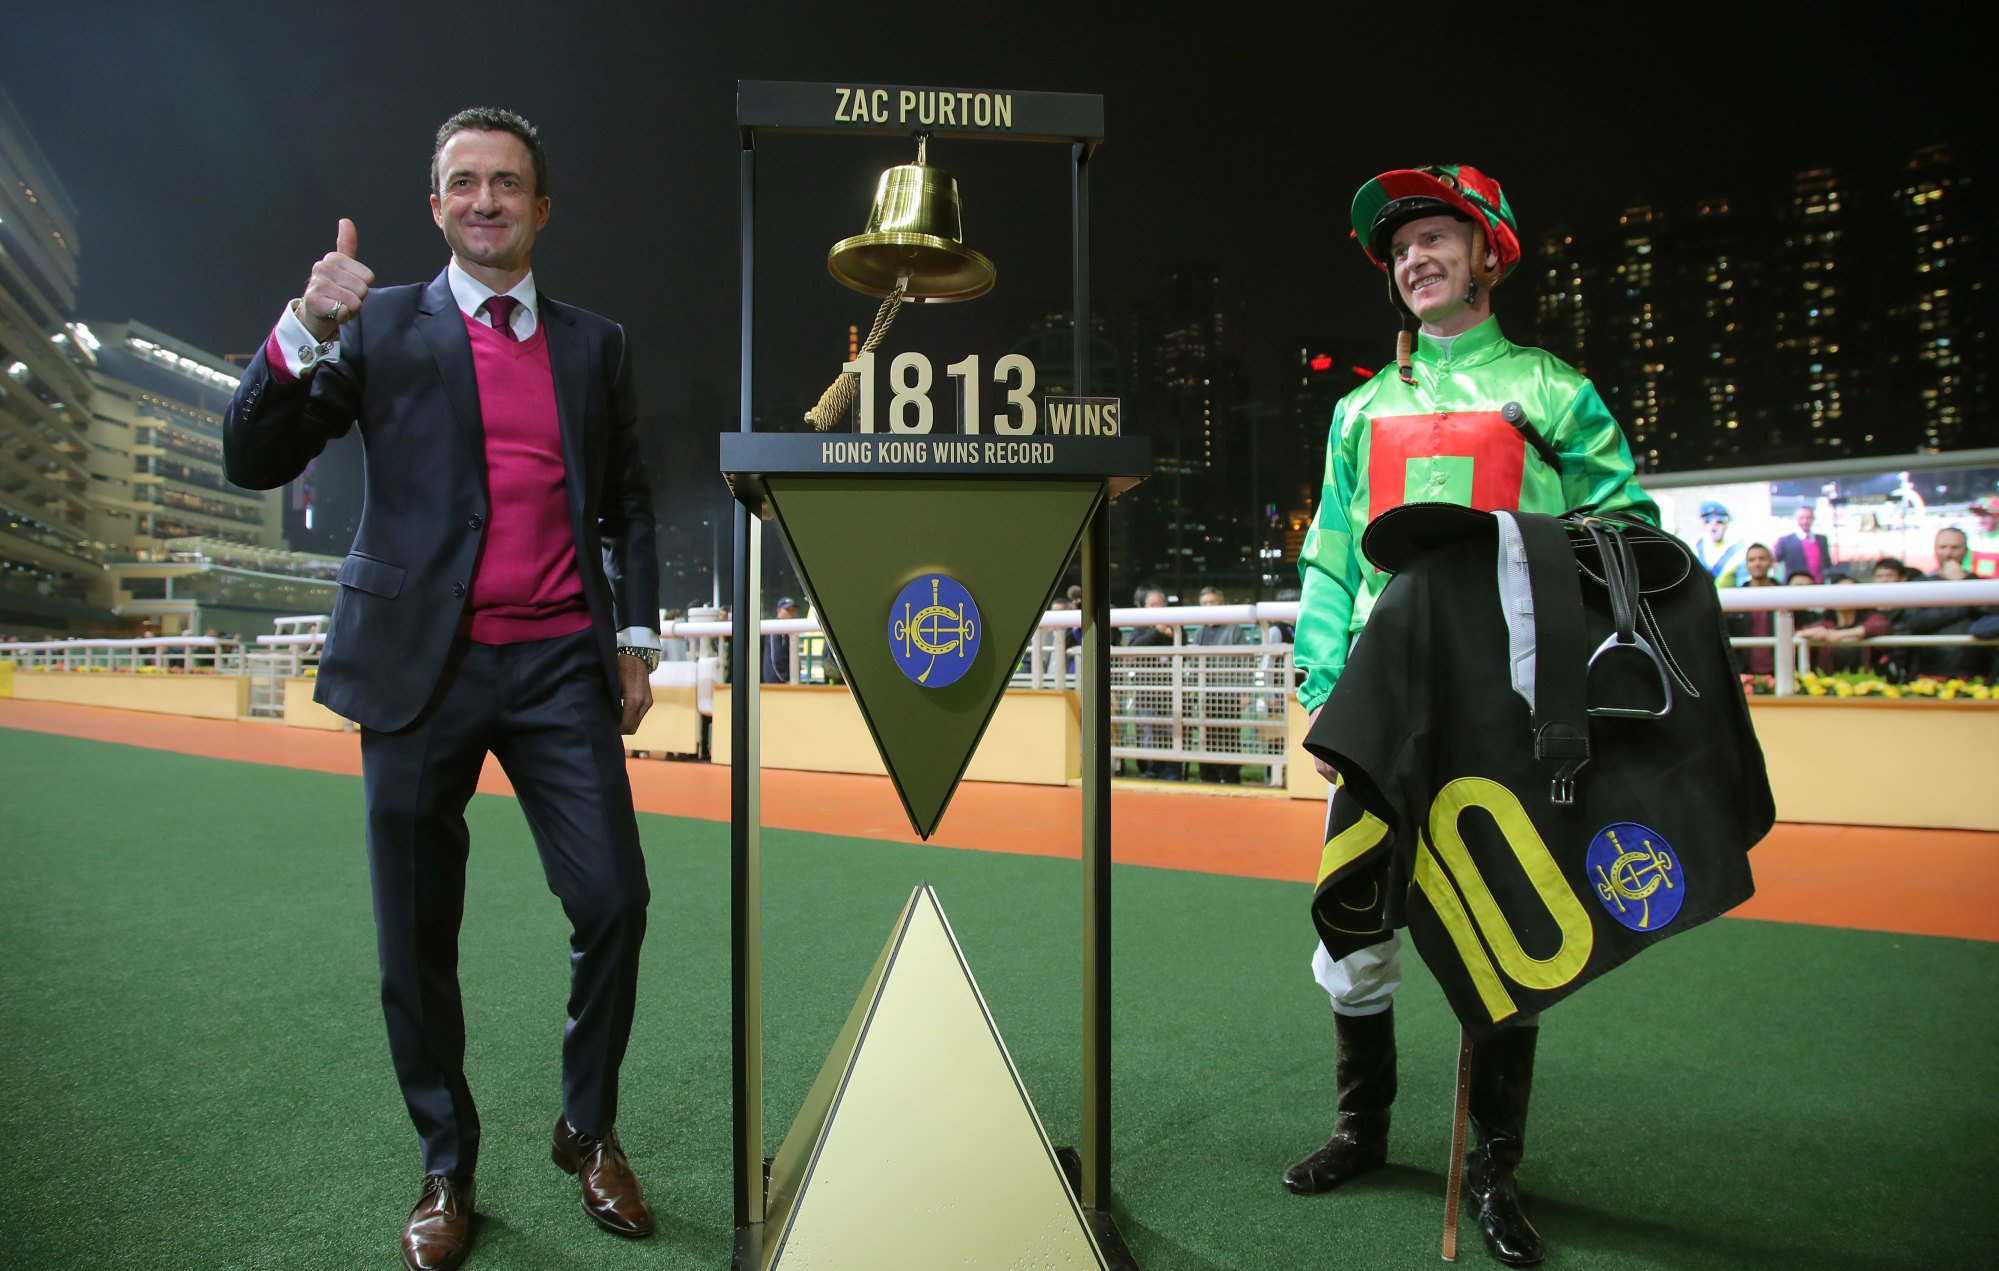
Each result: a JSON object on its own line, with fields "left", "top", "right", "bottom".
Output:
{"left": 725, "top": 81, "right": 1148, "bottom": 1269}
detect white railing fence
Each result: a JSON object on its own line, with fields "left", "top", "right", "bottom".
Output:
{"left": 1716, "top": 579, "right": 1999, "bottom": 695}
{"left": 659, "top": 604, "right": 1301, "bottom": 783}
{"left": 245, "top": 616, "right": 330, "bottom": 717}
{"left": 7, "top": 585, "right": 1992, "bottom": 768}
{"left": 0, "top": 636, "right": 246, "bottom": 675}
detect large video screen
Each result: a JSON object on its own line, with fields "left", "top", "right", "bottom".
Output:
{"left": 1651, "top": 463, "right": 1999, "bottom": 580}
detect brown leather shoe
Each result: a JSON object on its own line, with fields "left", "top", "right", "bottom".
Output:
{"left": 551, "top": 1116, "right": 655, "bottom": 1238}
{"left": 401, "top": 1173, "right": 475, "bottom": 1271}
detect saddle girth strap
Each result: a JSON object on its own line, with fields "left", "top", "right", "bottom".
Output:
{"left": 1513, "top": 511, "right": 1591, "bottom": 806}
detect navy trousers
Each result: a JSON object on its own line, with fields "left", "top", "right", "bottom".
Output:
{"left": 359, "top": 628, "right": 649, "bottom": 1177}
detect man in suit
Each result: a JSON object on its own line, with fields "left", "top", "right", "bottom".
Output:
{"left": 1773, "top": 504, "right": 1835, "bottom": 583}
{"left": 224, "top": 108, "right": 661, "bottom": 1271}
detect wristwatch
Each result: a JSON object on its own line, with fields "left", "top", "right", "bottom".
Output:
{"left": 617, "top": 645, "right": 659, "bottom": 672}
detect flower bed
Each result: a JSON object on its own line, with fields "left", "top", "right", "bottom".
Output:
{"left": 1744, "top": 670, "right": 1994, "bottom": 700}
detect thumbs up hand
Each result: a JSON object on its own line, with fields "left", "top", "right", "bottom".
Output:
{"left": 297, "top": 218, "right": 374, "bottom": 341}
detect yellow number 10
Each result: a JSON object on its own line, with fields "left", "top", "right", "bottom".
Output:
{"left": 1412, "top": 777, "right": 1595, "bottom": 1024}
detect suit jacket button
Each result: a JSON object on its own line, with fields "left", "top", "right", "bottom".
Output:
{"left": 451, "top": 583, "right": 466, "bottom": 597}
{"left": 468, "top": 514, "right": 483, "bottom": 530}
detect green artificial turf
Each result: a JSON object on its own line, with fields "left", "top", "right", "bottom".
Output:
{"left": 1, "top": 726, "right": 1994, "bottom": 1269}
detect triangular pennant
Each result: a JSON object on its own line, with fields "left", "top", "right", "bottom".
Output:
{"left": 763, "top": 476, "right": 1101, "bottom": 838}
{"left": 762, "top": 884, "right": 1106, "bottom": 1270}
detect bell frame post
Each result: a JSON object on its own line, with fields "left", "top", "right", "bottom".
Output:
{"left": 726, "top": 81, "right": 1137, "bottom": 1267}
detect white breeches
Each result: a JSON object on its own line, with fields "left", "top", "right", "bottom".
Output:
{"left": 1310, "top": 782, "right": 1402, "bottom": 1015}
{"left": 1311, "top": 933, "right": 1403, "bottom": 1016}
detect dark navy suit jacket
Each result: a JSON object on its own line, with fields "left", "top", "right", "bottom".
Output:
{"left": 1772, "top": 531, "right": 1834, "bottom": 582}
{"left": 224, "top": 270, "right": 659, "bottom": 732}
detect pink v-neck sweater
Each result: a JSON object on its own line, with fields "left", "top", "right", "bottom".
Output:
{"left": 460, "top": 311, "right": 591, "bottom": 644}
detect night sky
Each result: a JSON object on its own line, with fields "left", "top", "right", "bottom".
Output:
{"left": 4, "top": 3, "right": 1988, "bottom": 514}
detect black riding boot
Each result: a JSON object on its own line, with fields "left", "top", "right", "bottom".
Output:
{"left": 1282, "top": 1007, "right": 1396, "bottom": 1194}
{"left": 1464, "top": 1022, "right": 1545, "bottom": 1266}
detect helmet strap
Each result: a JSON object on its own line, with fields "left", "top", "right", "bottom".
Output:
{"left": 1467, "top": 224, "right": 1500, "bottom": 307}
{"left": 1387, "top": 269, "right": 1419, "bottom": 384}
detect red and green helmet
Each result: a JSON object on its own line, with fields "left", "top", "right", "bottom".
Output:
{"left": 1350, "top": 164, "right": 1522, "bottom": 281}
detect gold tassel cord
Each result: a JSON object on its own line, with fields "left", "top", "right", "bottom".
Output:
{"left": 805, "top": 274, "right": 910, "bottom": 430}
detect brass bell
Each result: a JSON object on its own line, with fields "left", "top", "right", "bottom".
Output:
{"left": 827, "top": 136, "right": 995, "bottom": 303}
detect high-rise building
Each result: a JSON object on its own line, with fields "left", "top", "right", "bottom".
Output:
{"left": 1121, "top": 264, "right": 1250, "bottom": 596}
{"left": 1673, "top": 196, "right": 1771, "bottom": 468}
{"left": 1490, "top": 149, "right": 1991, "bottom": 472}
{"left": 1528, "top": 225, "right": 1591, "bottom": 370}
{"left": 1259, "top": 346, "right": 1370, "bottom": 594}
{"left": 1009, "top": 310, "right": 1122, "bottom": 402}
{"left": 1009, "top": 310, "right": 1133, "bottom": 597}
{"left": 1885, "top": 143, "right": 1991, "bottom": 453}
{"left": 0, "top": 89, "right": 109, "bottom": 636}
{"left": 1593, "top": 206, "right": 1674, "bottom": 466}
{"left": 1279, "top": 347, "right": 1367, "bottom": 510}
{"left": 1771, "top": 167, "right": 1870, "bottom": 455}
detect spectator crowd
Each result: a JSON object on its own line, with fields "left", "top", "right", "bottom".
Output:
{"left": 1702, "top": 498, "right": 1999, "bottom": 686}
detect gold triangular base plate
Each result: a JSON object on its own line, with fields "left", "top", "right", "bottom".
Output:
{"left": 762, "top": 884, "right": 1107, "bottom": 1269}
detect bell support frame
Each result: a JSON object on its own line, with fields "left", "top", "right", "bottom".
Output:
{"left": 729, "top": 79, "right": 1130, "bottom": 1268}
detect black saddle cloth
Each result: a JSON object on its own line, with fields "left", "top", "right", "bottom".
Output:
{"left": 1305, "top": 504, "right": 1773, "bottom": 1037}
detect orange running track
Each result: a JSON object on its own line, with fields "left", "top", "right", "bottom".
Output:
{"left": 2, "top": 697, "right": 1993, "bottom": 943}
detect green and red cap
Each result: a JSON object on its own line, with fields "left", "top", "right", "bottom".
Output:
{"left": 1350, "top": 164, "right": 1521, "bottom": 280}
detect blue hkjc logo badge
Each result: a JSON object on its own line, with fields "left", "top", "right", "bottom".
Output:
{"left": 889, "top": 574, "right": 981, "bottom": 688}
{"left": 1585, "top": 822, "right": 1682, "bottom": 932}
